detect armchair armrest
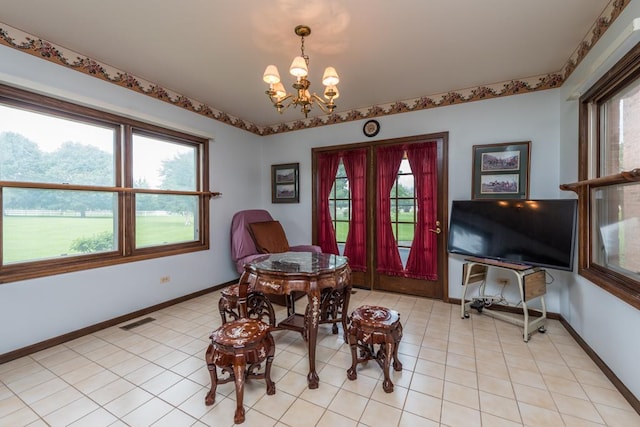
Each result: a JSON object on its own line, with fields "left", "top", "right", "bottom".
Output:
{"left": 290, "top": 244, "right": 322, "bottom": 254}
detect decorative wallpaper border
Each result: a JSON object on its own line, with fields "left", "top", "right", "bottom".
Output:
{"left": 0, "top": 0, "right": 629, "bottom": 136}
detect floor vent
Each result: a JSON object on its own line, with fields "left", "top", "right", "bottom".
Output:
{"left": 120, "top": 317, "right": 155, "bottom": 330}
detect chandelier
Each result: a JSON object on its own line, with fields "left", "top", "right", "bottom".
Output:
{"left": 262, "top": 25, "right": 339, "bottom": 118}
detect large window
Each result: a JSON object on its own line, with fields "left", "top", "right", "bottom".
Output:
{"left": 577, "top": 42, "right": 640, "bottom": 309}
{"left": 0, "top": 85, "right": 209, "bottom": 283}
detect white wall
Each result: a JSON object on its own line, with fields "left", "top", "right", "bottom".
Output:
{"left": 558, "top": 1, "right": 640, "bottom": 400}
{"left": 0, "top": 45, "right": 263, "bottom": 354}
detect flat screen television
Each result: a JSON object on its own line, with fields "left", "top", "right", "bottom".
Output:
{"left": 448, "top": 199, "right": 578, "bottom": 271}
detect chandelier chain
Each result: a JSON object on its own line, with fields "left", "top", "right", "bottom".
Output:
{"left": 300, "top": 35, "right": 309, "bottom": 66}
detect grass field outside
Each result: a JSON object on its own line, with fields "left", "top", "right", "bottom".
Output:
{"left": 5, "top": 210, "right": 415, "bottom": 264}
{"left": 333, "top": 211, "right": 415, "bottom": 245}
{"left": 3, "top": 215, "right": 195, "bottom": 263}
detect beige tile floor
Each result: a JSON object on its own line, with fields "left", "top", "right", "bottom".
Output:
{"left": 1, "top": 289, "right": 639, "bottom": 427}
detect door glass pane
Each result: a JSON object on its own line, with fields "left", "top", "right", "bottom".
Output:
{"left": 390, "top": 199, "right": 398, "bottom": 221}
{"left": 0, "top": 104, "right": 115, "bottom": 186}
{"left": 3, "top": 188, "right": 117, "bottom": 264}
{"left": 329, "top": 200, "right": 336, "bottom": 220}
{"left": 330, "top": 160, "right": 350, "bottom": 254}
{"left": 132, "top": 134, "right": 197, "bottom": 190}
{"left": 592, "top": 184, "right": 640, "bottom": 281}
{"left": 136, "top": 194, "right": 198, "bottom": 247}
{"left": 394, "top": 156, "right": 415, "bottom": 266}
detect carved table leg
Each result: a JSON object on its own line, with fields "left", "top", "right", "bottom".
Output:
{"left": 306, "top": 289, "right": 320, "bottom": 389}
{"left": 204, "top": 344, "right": 217, "bottom": 406}
{"left": 218, "top": 297, "right": 228, "bottom": 324}
{"left": 381, "top": 341, "right": 394, "bottom": 393}
{"left": 392, "top": 323, "right": 403, "bottom": 371}
{"left": 265, "top": 334, "right": 276, "bottom": 395}
{"left": 392, "top": 344, "right": 403, "bottom": 372}
{"left": 232, "top": 354, "right": 247, "bottom": 424}
{"left": 341, "top": 286, "right": 352, "bottom": 343}
{"left": 346, "top": 328, "right": 358, "bottom": 381}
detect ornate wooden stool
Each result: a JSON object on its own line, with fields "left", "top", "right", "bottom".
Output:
{"left": 346, "top": 305, "right": 403, "bottom": 393}
{"left": 218, "top": 283, "right": 276, "bottom": 326}
{"left": 204, "top": 318, "right": 275, "bottom": 424}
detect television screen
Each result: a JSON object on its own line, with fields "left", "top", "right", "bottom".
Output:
{"left": 448, "top": 199, "right": 578, "bottom": 271}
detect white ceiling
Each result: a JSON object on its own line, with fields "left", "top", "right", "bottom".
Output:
{"left": 0, "top": 0, "right": 611, "bottom": 128}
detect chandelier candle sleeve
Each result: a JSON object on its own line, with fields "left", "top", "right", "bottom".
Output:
{"left": 263, "top": 25, "right": 340, "bottom": 117}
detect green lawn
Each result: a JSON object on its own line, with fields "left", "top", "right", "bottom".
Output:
{"left": 334, "top": 211, "right": 415, "bottom": 243}
{"left": 5, "top": 211, "right": 416, "bottom": 263}
{"left": 3, "top": 215, "right": 194, "bottom": 263}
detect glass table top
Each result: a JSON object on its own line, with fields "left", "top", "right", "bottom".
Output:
{"left": 249, "top": 252, "right": 348, "bottom": 274}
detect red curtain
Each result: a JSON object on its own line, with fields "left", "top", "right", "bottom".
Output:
{"left": 375, "top": 145, "right": 405, "bottom": 275}
{"left": 405, "top": 142, "right": 438, "bottom": 280}
{"left": 317, "top": 152, "right": 340, "bottom": 254}
{"left": 342, "top": 149, "right": 367, "bottom": 271}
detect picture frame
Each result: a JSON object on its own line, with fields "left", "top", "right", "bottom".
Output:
{"left": 472, "top": 141, "right": 530, "bottom": 199}
{"left": 271, "top": 162, "right": 299, "bottom": 203}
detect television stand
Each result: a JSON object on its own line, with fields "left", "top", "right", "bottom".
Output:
{"left": 460, "top": 257, "right": 547, "bottom": 342}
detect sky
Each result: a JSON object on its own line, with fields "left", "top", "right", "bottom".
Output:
{"left": 0, "top": 104, "right": 189, "bottom": 187}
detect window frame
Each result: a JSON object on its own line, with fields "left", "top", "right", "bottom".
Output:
{"left": 0, "top": 84, "right": 210, "bottom": 284}
{"left": 576, "top": 42, "right": 640, "bottom": 310}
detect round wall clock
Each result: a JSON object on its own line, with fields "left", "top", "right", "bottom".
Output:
{"left": 363, "top": 119, "right": 380, "bottom": 137}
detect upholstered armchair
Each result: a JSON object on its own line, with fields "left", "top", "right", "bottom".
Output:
{"left": 225, "top": 209, "right": 348, "bottom": 337}
{"left": 230, "top": 209, "right": 321, "bottom": 275}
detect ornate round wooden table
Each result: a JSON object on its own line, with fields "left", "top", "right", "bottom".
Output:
{"left": 238, "top": 251, "right": 351, "bottom": 389}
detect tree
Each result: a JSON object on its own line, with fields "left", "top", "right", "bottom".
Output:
{"left": 44, "top": 142, "right": 113, "bottom": 186}
{"left": 42, "top": 142, "right": 114, "bottom": 215}
{"left": 159, "top": 152, "right": 196, "bottom": 191}
{"left": 0, "top": 131, "right": 44, "bottom": 181}
{"left": 1, "top": 132, "right": 46, "bottom": 210}
{"left": 156, "top": 152, "right": 197, "bottom": 216}
{"left": 1, "top": 135, "right": 115, "bottom": 213}
{"left": 333, "top": 162, "right": 350, "bottom": 212}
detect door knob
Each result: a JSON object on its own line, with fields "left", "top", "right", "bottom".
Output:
{"left": 429, "top": 226, "right": 441, "bottom": 234}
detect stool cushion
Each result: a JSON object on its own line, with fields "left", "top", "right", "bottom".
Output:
{"left": 210, "top": 318, "right": 270, "bottom": 347}
{"left": 221, "top": 283, "right": 256, "bottom": 298}
{"left": 248, "top": 221, "right": 290, "bottom": 254}
{"left": 351, "top": 305, "right": 399, "bottom": 326}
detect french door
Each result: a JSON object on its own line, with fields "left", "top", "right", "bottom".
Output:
{"left": 312, "top": 133, "right": 448, "bottom": 299}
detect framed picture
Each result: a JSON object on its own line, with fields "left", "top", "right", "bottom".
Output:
{"left": 271, "top": 163, "right": 299, "bottom": 203}
{"left": 472, "top": 141, "right": 530, "bottom": 199}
